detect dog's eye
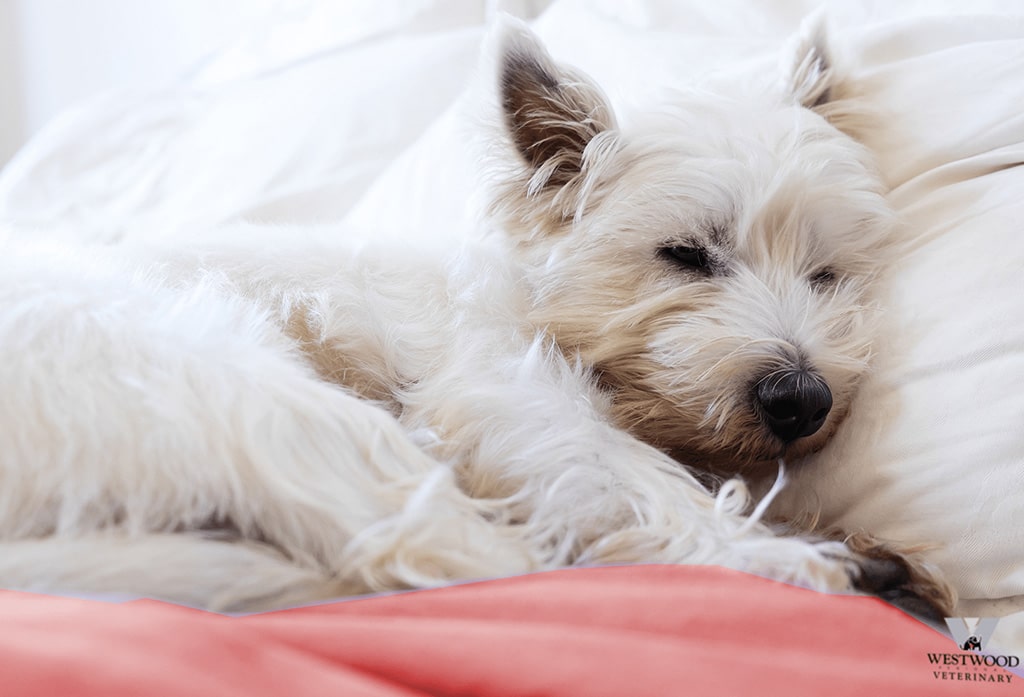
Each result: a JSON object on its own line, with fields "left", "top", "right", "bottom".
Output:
{"left": 809, "top": 267, "right": 837, "bottom": 289}
{"left": 661, "top": 245, "right": 712, "bottom": 273}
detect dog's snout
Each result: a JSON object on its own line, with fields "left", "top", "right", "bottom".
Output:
{"left": 755, "top": 370, "right": 832, "bottom": 442}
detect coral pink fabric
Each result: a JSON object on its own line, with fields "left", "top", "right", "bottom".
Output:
{"left": 0, "top": 565, "right": 1018, "bottom": 696}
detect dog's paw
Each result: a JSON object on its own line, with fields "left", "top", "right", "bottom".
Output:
{"left": 839, "top": 531, "right": 955, "bottom": 625}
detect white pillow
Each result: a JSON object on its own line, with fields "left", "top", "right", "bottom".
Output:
{"left": 0, "top": 10, "right": 489, "bottom": 242}
{"left": 773, "top": 14, "right": 1024, "bottom": 610}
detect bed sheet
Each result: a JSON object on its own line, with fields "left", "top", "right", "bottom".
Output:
{"left": 4, "top": 565, "right": 1020, "bottom": 697}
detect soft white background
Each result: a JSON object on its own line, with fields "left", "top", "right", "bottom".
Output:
{"left": 0, "top": 0, "right": 547, "bottom": 165}
{"left": 1, "top": 0, "right": 269, "bottom": 163}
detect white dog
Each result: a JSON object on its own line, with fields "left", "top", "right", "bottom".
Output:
{"left": 0, "top": 19, "right": 950, "bottom": 616}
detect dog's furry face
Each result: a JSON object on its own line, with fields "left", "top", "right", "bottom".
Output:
{"left": 488, "top": 24, "right": 893, "bottom": 475}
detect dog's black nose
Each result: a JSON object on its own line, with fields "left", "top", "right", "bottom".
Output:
{"left": 755, "top": 370, "right": 832, "bottom": 442}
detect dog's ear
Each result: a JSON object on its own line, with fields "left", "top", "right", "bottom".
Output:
{"left": 498, "top": 24, "right": 616, "bottom": 191}
{"left": 784, "top": 18, "right": 871, "bottom": 141}
{"left": 787, "top": 21, "right": 837, "bottom": 111}
{"left": 486, "top": 18, "right": 620, "bottom": 236}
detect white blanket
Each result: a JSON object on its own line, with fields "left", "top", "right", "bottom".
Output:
{"left": 1, "top": 0, "right": 1022, "bottom": 649}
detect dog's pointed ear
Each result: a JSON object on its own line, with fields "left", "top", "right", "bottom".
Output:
{"left": 498, "top": 24, "right": 616, "bottom": 190}
{"left": 784, "top": 17, "right": 871, "bottom": 141}
{"left": 787, "top": 20, "right": 837, "bottom": 111}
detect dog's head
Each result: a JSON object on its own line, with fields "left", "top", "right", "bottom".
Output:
{"left": 484, "top": 20, "right": 894, "bottom": 476}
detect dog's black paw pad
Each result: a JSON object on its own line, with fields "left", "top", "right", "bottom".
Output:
{"left": 855, "top": 556, "right": 911, "bottom": 594}
{"left": 853, "top": 555, "right": 949, "bottom": 626}
{"left": 876, "top": 588, "right": 946, "bottom": 625}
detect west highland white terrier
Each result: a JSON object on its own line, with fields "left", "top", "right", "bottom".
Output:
{"left": 0, "top": 19, "right": 951, "bottom": 617}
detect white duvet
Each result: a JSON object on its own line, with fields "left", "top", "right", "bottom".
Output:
{"left": 1, "top": 0, "right": 1022, "bottom": 650}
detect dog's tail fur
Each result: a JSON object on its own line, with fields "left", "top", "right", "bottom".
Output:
{"left": 0, "top": 535, "right": 352, "bottom": 612}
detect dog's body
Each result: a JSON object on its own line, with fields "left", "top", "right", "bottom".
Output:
{"left": 0, "top": 20, "right": 951, "bottom": 614}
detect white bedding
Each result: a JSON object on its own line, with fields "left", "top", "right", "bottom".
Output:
{"left": 1, "top": 0, "right": 1022, "bottom": 642}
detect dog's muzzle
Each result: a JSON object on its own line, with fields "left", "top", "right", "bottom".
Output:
{"left": 755, "top": 370, "right": 832, "bottom": 443}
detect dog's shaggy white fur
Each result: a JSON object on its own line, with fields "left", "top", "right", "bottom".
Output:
{"left": 0, "top": 19, "right": 950, "bottom": 613}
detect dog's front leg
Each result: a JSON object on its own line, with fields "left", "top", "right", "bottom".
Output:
{"left": 399, "top": 339, "right": 953, "bottom": 621}
{"left": 397, "top": 339, "right": 861, "bottom": 594}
